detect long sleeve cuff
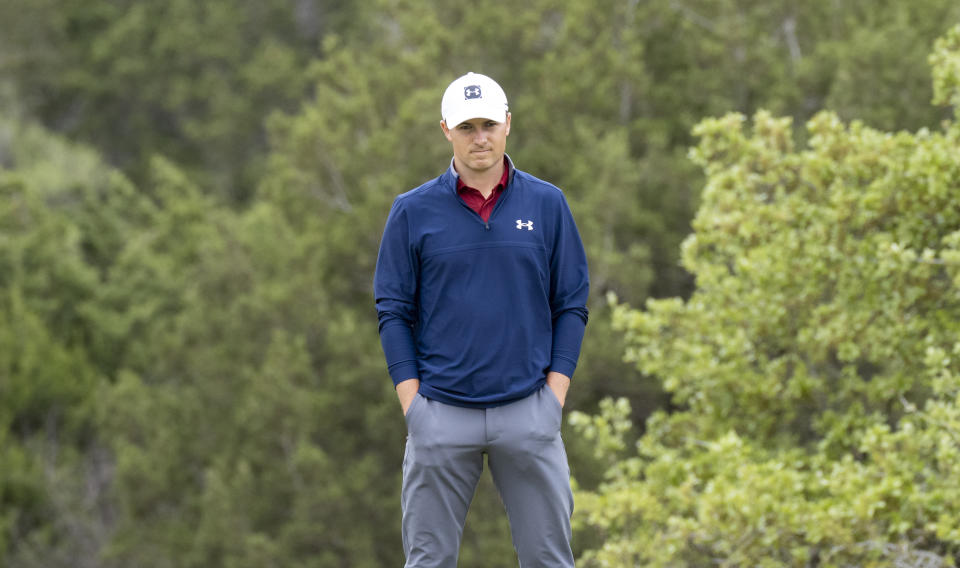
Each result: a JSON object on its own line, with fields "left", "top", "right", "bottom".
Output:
{"left": 548, "top": 356, "right": 578, "bottom": 379}
{"left": 550, "top": 308, "right": 588, "bottom": 379}
{"left": 387, "top": 361, "right": 420, "bottom": 386}
{"left": 379, "top": 318, "right": 419, "bottom": 385}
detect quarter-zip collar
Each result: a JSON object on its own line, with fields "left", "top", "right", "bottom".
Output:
{"left": 441, "top": 154, "right": 516, "bottom": 194}
{"left": 442, "top": 155, "right": 517, "bottom": 229}
{"left": 456, "top": 157, "right": 509, "bottom": 222}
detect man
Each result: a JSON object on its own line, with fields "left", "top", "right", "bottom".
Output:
{"left": 374, "top": 72, "right": 589, "bottom": 567}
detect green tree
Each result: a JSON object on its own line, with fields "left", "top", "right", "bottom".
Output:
{"left": 0, "top": 0, "right": 364, "bottom": 202}
{"left": 94, "top": 154, "right": 405, "bottom": 566}
{"left": 573, "top": 24, "right": 960, "bottom": 566}
{"left": 0, "top": 115, "right": 153, "bottom": 566}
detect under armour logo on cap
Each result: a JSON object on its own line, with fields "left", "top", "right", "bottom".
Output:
{"left": 464, "top": 85, "right": 482, "bottom": 99}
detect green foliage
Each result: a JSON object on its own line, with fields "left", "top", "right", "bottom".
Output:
{"left": 0, "top": 0, "right": 361, "bottom": 201}
{"left": 4, "top": 2, "right": 960, "bottom": 566}
{"left": 0, "top": 117, "right": 137, "bottom": 566}
{"left": 932, "top": 23, "right": 960, "bottom": 111}
{"left": 96, "top": 160, "right": 404, "bottom": 566}
{"left": 575, "top": 25, "right": 960, "bottom": 566}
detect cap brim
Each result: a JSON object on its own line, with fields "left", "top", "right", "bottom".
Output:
{"left": 444, "top": 106, "right": 507, "bottom": 128}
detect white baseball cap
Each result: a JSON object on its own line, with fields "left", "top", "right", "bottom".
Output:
{"left": 441, "top": 72, "right": 509, "bottom": 128}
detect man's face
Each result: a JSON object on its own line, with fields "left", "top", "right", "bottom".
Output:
{"left": 441, "top": 114, "right": 511, "bottom": 176}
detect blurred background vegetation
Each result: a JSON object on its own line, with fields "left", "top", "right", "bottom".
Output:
{"left": 1, "top": 1, "right": 959, "bottom": 566}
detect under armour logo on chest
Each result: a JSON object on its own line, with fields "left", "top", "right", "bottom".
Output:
{"left": 464, "top": 85, "right": 482, "bottom": 99}
{"left": 516, "top": 219, "right": 534, "bottom": 231}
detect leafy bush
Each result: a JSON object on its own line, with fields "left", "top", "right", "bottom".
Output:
{"left": 573, "top": 24, "right": 960, "bottom": 567}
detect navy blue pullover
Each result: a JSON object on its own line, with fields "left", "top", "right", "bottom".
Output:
{"left": 374, "top": 157, "right": 589, "bottom": 408}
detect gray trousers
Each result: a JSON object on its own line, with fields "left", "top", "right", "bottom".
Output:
{"left": 401, "top": 384, "right": 574, "bottom": 567}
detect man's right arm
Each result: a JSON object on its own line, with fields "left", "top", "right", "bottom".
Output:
{"left": 396, "top": 378, "right": 420, "bottom": 415}
{"left": 374, "top": 198, "right": 421, "bottom": 414}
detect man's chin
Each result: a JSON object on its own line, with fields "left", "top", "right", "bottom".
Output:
{"left": 466, "top": 155, "right": 498, "bottom": 171}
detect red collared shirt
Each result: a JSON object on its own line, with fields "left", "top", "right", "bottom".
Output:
{"left": 456, "top": 158, "right": 509, "bottom": 222}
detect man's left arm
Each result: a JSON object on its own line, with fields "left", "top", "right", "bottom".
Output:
{"left": 546, "top": 371, "right": 571, "bottom": 407}
{"left": 547, "top": 194, "right": 590, "bottom": 406}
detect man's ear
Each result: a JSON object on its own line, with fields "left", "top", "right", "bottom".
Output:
{"left": 504, "top": 112, "right": 512, "bottom": 136}
{"left": 440, "top": 119, "right": 453, "bottom": 141}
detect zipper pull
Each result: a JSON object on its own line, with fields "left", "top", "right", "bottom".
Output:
{"left": 485, "top": 223, "right": 490, "bottom": 230}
